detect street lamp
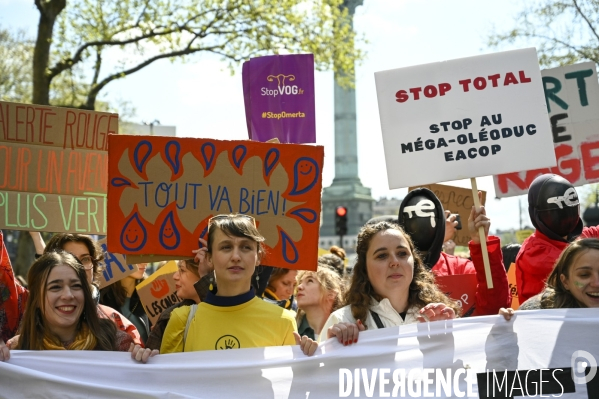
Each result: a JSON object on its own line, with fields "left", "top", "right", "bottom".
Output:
{"left": 142, "top": 119, "right": 160, "bottom": 135}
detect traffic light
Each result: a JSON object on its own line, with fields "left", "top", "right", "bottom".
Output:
{"left": 335, "top": 206, "right": 348, "bottom": 236}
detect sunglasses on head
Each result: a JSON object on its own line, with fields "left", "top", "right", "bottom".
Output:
{"left": 208, "top": 214, "right": 256, "bottom": 227}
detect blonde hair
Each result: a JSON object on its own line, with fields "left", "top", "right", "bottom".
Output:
{"left": 296, "top": 266, "right": 345, "bottom": 323}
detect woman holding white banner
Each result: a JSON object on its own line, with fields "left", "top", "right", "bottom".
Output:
{"left": 501, "top": 238, "right": 599, "bottom": 318}
{"left": 320, "top": 221, "right": 460, "bottom": 344}
{"left": 155, "top": 214, "right": 317, "bottom": 357}
{"left": 3, "top": 252, "right": 132, "bottom": 357}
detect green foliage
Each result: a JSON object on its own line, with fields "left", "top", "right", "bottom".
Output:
{"left": 41, "top": 0, "right": 363, "bottom": 109}
{"left": 488, "top": 0, "right": 599, "bottom": 67}
{"left": 0, "top": 28, "right": 33, "bottom": 103}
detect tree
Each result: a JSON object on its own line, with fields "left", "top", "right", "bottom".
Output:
{"left": 488, "top": 0, "right": 599, "bottom": 67}
{"left": 33, "top": 0, "right": 363, "bottom": 109}
{"left": 0, "top": 27, "right": 33, "bottom": 103}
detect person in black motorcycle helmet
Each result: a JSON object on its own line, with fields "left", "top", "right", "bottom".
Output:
{"left": 396, "top": 188, "right": 511, "bottom": 316}
{"left": 515, "top": 173, "right": 599, "bottom": 303}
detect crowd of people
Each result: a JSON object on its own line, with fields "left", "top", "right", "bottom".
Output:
{"left": 1, "top": 173, "right": 598, "bottom": 364}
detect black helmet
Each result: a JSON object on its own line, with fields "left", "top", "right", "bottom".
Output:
{"left": 528, "top": 174, "right": 581, "bottom": 241}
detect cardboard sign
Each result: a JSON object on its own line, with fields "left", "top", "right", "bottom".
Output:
{"left": 0, "top": 101, "right": 116, "bottom": 233}
{"left": 243, "top": 54, "right": 316, "bottom": 143}
{"left": 408, "top": 183, "right": 487, "bottom": 246}
{"left": 97, "top": 238, "right": 137, "bottom": 289}
{"left": 375, "top": 48, "right": 555, "bottom": 189}
{"left": 107, "top": 135, "right": 324, "bottom": 270}
{"left": 494, "top": 62, "right": 599, "bottom": 197}
{"left": 435, "top": 274, "right": 477, "bottom": 317}
{"left": 507, "top": 263, "right": 520, "bottom": 310}
{"left": 136, "top": 260, "right": 180, "bottom": 325}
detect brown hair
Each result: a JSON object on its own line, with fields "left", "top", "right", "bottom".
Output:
{"left": 44, "top": 233, "right": 104, "bottom": 283}
{"left": 267, "top": 267, "right": 292, "bottom": 292}
{"left": 540, "top": 238, "right": 599, "bottom": 308}
{"left": 296, "top": 266, "right": 345, "bottom": 322}
{"left": 346, "top": 221, "right": 459, "bottom": 325}
{"left": 207, "top": 214, "right": 265, "bottom": 258}
{"left": 180, "top": 258, "right": 201, "bottom": 279}
{"left": 15, "top": 252, "right": 116, "bottom": 351}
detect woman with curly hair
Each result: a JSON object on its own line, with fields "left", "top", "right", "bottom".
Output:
{"left": 295, "top": 266, "right": 345, "bottom": 341}
{"left": 320, "top": 221, "right": 459, "bottom": 344}
{"left": 501, "top": 238, "right": 599, "bottom": 320}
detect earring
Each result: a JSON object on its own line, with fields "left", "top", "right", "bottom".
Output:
{"left": 209, "top": 273, "right": 214, "bottom": 292}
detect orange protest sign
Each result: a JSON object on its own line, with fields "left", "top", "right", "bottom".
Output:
{"left": 136, "top": 261, "right": 180, "bottom": 325}
{"left": 0, "top": 101, "right": 116, "bottom": 233}
{"left": 107, "top": 135, "right": 324, "bottom": 271}
{"left": 435, "top": 274, "right": 478, "bottom": 317}
{"left": 507, "top": 263, "right": 520, "bottom": 309}
{"left": 408, "top": 183, "right": 486, "bottom": 246}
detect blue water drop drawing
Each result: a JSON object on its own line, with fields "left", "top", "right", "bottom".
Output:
{"left": 201, "top": 142, "right": 216, "bottom": 171}
{"left": 289, "top": 208, "right": 318, "bottom": 223}
{"left": 264, "top": 148, "right": 280, "bottom": 177}
{"left": 289, "top": 157, "right": 319, "bottom": 196}
{"left": 280, "top": 230, "right": 299, "bottom": 264}
{"left": 133, "top": 140, "right": 152, "bottom": 173}
{"left": 159, "top": 211, "right": 181, "bottom": 250}
{"left": 111, "top": 177, "right": 132, "bottom": 187}
{"left": 120, "top": 213, "right": 147, "bottom": 252}
{"left": 165, "top": 141, "right": 181, "bottom": 174}
{"left": 232, "top": 145, "right": 247, "bottom": 169}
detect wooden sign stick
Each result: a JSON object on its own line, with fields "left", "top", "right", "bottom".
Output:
{"left": 471, "top": 177, "right": 493, "bottom": 289}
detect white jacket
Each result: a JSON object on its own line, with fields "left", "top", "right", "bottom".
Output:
{"left": 318, "top": 297, "right": 420, "bottom": 342}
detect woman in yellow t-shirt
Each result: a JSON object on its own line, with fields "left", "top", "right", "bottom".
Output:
{"left": 158, "top": 214, "right": 317, "bottom": 356}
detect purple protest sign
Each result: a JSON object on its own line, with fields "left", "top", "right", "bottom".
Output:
{"left": 242, "top": 61, "right": 252, "bottom": 138}
{"left": 243, "top": 54, "right": 316, "bottom": 143}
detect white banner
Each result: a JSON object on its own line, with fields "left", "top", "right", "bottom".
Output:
{"left": 1, "top": 309, "right": 597, "bottom": 398}
{"left": 494, "top": 61, "right": 599, "bottom": 198}
{"left": 375, "top": 48, "right": 555, "bottom": 189}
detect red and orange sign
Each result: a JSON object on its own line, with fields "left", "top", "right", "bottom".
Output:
{"left": 107, "top": 135, "right": 324, "bottom": 271}
{"left": 436, "top": 274, "right": 478, "bottom": 316}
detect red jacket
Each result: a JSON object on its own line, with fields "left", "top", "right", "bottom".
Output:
{"left": 0, "top": 232, "right": 28, "bottom": 343}
{"left": 432, "top": 236, "right": 511, "bottom": 316}
{"left": 515, "top": 226, "right": 599, "bottom": 303}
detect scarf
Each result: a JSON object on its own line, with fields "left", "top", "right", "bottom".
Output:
{"left": 42, "top": 322, "right": 97, "bottom": 350}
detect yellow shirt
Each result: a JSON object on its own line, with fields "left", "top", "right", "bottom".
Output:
{"left": 161, "top": 292, "right": 297, "bottom": 353}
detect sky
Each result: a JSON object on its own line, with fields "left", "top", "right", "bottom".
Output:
{"left": 1, "top": 0, "right": 538, "bottom": 233}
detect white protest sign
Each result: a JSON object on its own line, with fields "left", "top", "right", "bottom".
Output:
{"left": 1, "top": 310, "right": 598, "bottom": 398}
{"left": 494, "top": 61, "right": 599, "bottom": 197}
{"left": 375, "top": 48, "right": 556, "bottom": 189}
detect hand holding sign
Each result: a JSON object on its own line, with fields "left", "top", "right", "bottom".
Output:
{"left": 468, "top": 191, "right": 490, "bottom": 244}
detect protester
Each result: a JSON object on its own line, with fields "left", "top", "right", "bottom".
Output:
{"left": 145, "top": 256, "right": 207, "bottom": 351}
{"left": 516, "top": 174, "right": 599, "bottom": 303}
{"left": 318, "top": 246, "right": 346, "bottom": 277}
{"left": 42, "top": 233, "right": 143, "bottom": 346}
{"left": 262, "top": 267, "right": 298, "bottom": 311}
{"left": 320, "top": 221, "right": 459, "bottom": 344}
{"left": 1, "top": 232, "right": 142, "bottom": 347}
{"left": 501, "top": 238, "right": 599, "bottom": 319}
{"left": 100, "top": 264, "right": 150, "bottom": 344}
{"left": 296, "top": 266, "right": 344, "bottom": 341}
{"left": 2, "top": 252, "right": 132, "bottom": 358}
{"left": 397, "top": 188, "right": 510, "bottom": 315}
{"left": 159, "top": 214, "right": 316, "bottom": 356}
